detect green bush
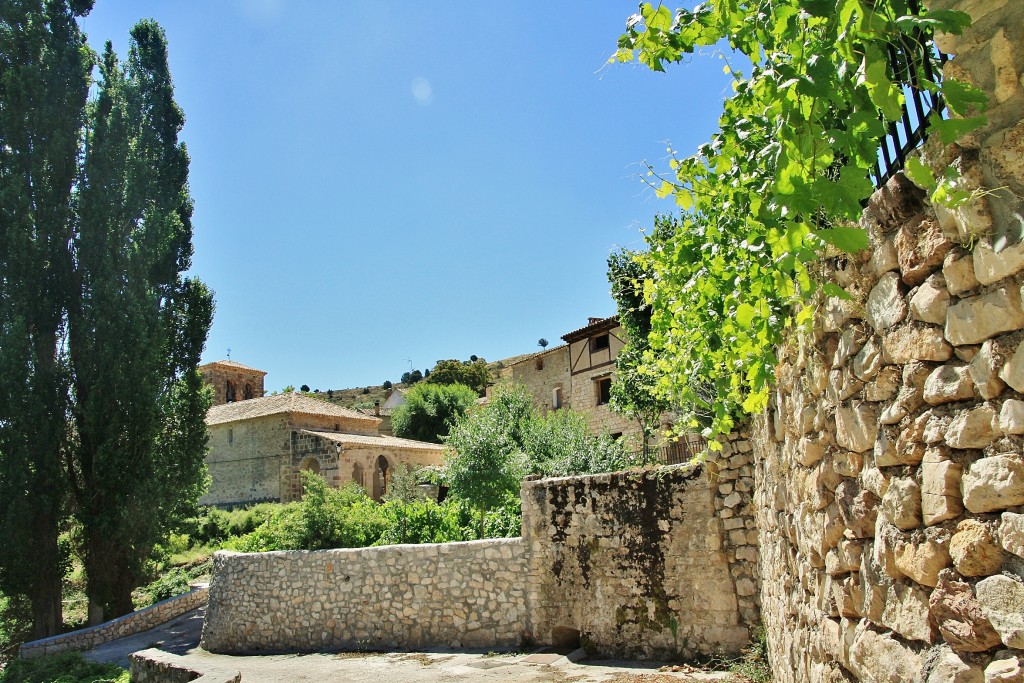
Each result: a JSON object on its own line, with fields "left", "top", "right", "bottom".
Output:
{"left": 0, "top": 651, "right": 128, "bottom": 683}
{"left": 140, "top": 567, "right": 190, "bottom": 607}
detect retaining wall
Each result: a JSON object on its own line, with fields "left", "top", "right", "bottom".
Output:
{"left": 752, "top": 0, "right": 1024, "bottom": 680}
{"left": 202, "top": 456, "right": 760, "bottom": 659}
{"left": 200, "top": 538, "right": 527, "bottom": 653}
{"left": 18, "top": 586, "right": 208, "bottom": 659}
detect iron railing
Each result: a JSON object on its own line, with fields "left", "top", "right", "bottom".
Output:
{"left": 637, "top": 433, "right": 709, "bottom": 466}
{"left": 871, "top": 3, "right": 949, "bottom": 188}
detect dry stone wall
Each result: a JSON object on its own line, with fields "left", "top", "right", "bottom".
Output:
{"left": 202, "top": 452, "right": 760, "bottom": 658}
{"left": 201, "top": 538, "right": 527, "bottom": 653}
{"left": 522, "top": 459, "right": 757, "bottom": 660}
{"left": 752, "top": 1, "right": 1024, "bottom": 681}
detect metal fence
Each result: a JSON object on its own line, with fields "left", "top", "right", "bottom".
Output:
{"left": 872, "top": 2, "right": 949, "bottom": 188}
{"left": 636, "top": 433, "right": 709, "bottom": 466}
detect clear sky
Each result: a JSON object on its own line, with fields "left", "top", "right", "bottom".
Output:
{"left": 80, "top": 1, "right": 733, "bottom": 393}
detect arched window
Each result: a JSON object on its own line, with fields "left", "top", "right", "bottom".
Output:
{"left": 300, "top": 457, "right": 321, "bottom": 475}
{"left": 372, "top": 455, "right": 390, "bottom": 501}
{"left": 243, "top": 383, "right": 253, "bottom": 400}
{"left": 352, "top": 462, "right": 364, "bottom": 489}
{"left": 225, "top": 381, "right": 237, "bottom": 403}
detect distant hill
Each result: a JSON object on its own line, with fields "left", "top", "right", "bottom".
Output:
{"left": 308, "top": 353, "right": 539, "bottom": 411}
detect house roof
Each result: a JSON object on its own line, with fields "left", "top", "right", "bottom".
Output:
{"left": 206, "top": 393, "right": 379, "bottom": 426}
{"left": 300, "top": 429, "right": 445, "bottom": 451}
{"left": 506, "top": 344, "right": 568, "bottom": 368}
{"left": 199, "top": 360, "right": 268, "bottom": 375}
{"left": 561, "top": 315, "right": 619, "bottom": 343}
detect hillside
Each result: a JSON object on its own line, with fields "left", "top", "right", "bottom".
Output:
{"left": 310, "top": 352, "right": 538, "bottom": 411}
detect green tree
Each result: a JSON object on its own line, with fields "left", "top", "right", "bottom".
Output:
{"left": 613, "top": 2, "right": 983, "bottom": 440}
{"left": 524, "top": 409, "right": 635, "bottom": 477}
{"left": 66, "top": 21, "right": 212, "bottom": 622}
{"left": 0, "top": 0, "right": 93, "bottom": 638}
{"left": 391, "top": 382, "right": 477, "bottom": 444}
{"left": 607, "top": 244, "right": 672, "bottom": 447}
{"left": 444, "top": 384, "right": 532, "bottom": 534}
{"left": 426, "top": 358, "right": 491, "bottom": 396}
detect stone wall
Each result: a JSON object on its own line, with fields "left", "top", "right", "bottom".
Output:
{"left": 510, "top": 346, "right": 570, "bottom": 413}
{"left": 202, "top": 415, "right": 287, "bottom": 507}
{"left": 752, "top": 2, "right": 1024, "bottom": 681}
{"left": 130, "top": 648, "right": 240, "bottom": 683}
{"left": 201, "top": 450, "right": 760, "bottom": 658}
{"left": 18, "top": 587, "right": 208, "bottom": 660}
{"left": 200, "top": 538, "right": 527, "bottom": 653}
{"left": 521, "top": 460, "right": 756, "bottom": 660}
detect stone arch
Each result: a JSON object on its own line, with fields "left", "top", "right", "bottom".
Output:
{"left": 372, "top": 455, "right": 391, "bottom": 501}
{"left": 300, "top": 457, "right": 321, "bottom": 476}
{"left": 243, "top": 383, "right": 253, "bottom": 400}
{"left": 225, "top": 381, "right": 236, "bottom": 403}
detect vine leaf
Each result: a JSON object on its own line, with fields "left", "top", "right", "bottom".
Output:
{"left": 814, "top": 227, "right": 869, "bottom": 253}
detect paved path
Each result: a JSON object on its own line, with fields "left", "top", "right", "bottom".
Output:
{"left": 84, "top": 609, "right": 738, "bottom": 682}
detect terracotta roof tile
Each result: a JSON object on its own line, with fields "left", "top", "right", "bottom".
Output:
{"left": 206, "top": 393, "right": 379, "bottom": 426}
{"left": 301, "top": 429, "right": 444, "bottom": 451}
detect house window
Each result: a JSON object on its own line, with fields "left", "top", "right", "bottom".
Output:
{"left": 591, "top": 334, "right": 610, "bottom": 352}
{"left": 552, "top": 387, "right": 563, "bottom": 410}
{"left": 610, "top": 432, "right": 623, "bottom": 441}
{"left": 243, "top": 383, "right": 253, "bottom": 400}
{"left": 596, "top": 377, "right": 612, "bottom": 405}
{"left": 535, "top": 358, "right": 544, "bottom": 371}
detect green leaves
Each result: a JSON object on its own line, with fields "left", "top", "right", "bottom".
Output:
{"left": 616, "top": 0, "right": 985, "bottom": 442}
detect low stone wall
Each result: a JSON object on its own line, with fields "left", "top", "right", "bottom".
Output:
{"left": 200, "top": 538, "right": 527, "bottom": 653}
{"left": 18, "top": 586, "right": 208, "bottom": 660}
{"left": 522, "top": 463, "right": 751, "bottom": 660}
{"left": 202, "top": 451, "right": 760, "bottom": 659}
{"left": 130, "top": 648, "right": 240, "bottom": 683}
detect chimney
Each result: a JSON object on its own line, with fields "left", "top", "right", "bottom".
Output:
{"left": 588, "top": 316, "right": 603, "bottom": 325}
{"left": 374, "top": 400, "right": 380, "bottom": 417}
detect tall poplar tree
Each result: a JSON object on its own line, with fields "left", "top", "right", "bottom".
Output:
{"left": 0, "top": 2, "right": 212, "bottom": 631}
{"left": 0, "top": 0, "right": 93, "bottom": 639}
{"left": 69, "top": 21, "right": 213, "bottom": 621}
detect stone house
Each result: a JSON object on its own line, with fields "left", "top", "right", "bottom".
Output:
{"left": 198, "top": 361, "right": 444, "bottom": 507}
{"left": 510, "top": 317, "right": 638, "bottom": 441}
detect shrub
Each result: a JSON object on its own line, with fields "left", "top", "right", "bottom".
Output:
{"left": 140, "top": 567, "right": 190, "bottom": 606}
{"left": 0, "top": 651, "right": 128, "bottom": 683}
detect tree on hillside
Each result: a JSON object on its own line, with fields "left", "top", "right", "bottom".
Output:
{"left": 0, "top": 0, "right": 93, "bottom": 638}
{"left": 67, "top": 22, "right": 213, "bottom": 622}
{"left": 426, "top": 358, "right": 491, "bottom": 396}
{"left": 391, "top": 382, "right": 477, "bottom": 444}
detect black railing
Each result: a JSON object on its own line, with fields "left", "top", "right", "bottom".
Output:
{"left": 871, "top": 3, "right": 949, "bottom": 189}
{"left": 638, "top": 433, "right": 709, "bottom": 465}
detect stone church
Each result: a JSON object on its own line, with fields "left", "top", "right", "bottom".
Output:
{"left": 198, "top": 360, "right": 444, "bottom": 507}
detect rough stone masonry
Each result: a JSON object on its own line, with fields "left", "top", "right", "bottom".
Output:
{"left": 201, "top": 453, "right": 759, "bottom": 659}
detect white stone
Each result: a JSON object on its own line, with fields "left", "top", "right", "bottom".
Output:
{"left": 1000, "top": 339, "right": 1024, "bottom": 393}
{"left": 972, "top": 340, "right": 1008, "bottom": 400}
{"left": 974, "top": 238, "right": 1024, "bottom": 286}
{"left": 911, "top": 273, "right": 951, "bottom": 325}
{"left": 963, "top": 454, "right": 1024, "bottom": 513}
{"left": 924, "top": 365, "right": 976, "bottom": 405}
{"left": 1000, "top": 400, "right": 1024, "bottom": 435}
{"left": 945, "top": 286, "right": 1024, "bottom": 346}
{"left": 848, "top": 620, "right": 922, "bottom": 683}
{"left": 836, "top": 403, "right": 879, "bottom": 454}
{"left": 867, "top": 233, "right": 900, "bottom": 278}
{"left": 922, "top": 457, "right": 964, "bottom": 526}
{"left": 945, "top": 405, "right": 998, "bottom": 449}
{"left": 984, "top": 653, "right": 1024, "bottom": 683}
{"left": 944, "top": 250, "right": 981, "bottom": 296}
{"left": 926, "top": 646, "right": 984, "bottom": 683}
{"left": 884, "top": 325, "right": 954, "bottom": 364}
{"left": 867, "top": 272, "right": 909, "bottom": 333}
{"left": 1001, "top": 512, "right": 1024, "bottom": 559}
{"left": 976, "top": 576, "right": 1024, "bottom": 648}
{"left": 882, "top": 477, "right": 922, "bottom": 530}
{"left": 853, "top": 337, "right": 883, "bottom": 382}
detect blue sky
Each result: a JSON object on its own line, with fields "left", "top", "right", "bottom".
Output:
{"left": 81, "top": 1, "right": 733, "bottom": 392}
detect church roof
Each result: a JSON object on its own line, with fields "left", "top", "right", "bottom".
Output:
{"left": 300, "top": 429, "right": 445, "bottom": 451}
{"left": 206, "top": 393, "right": 378, "bottom": 426}
{"left": 199, "top": 359, "right": 268, "bottom": 375}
